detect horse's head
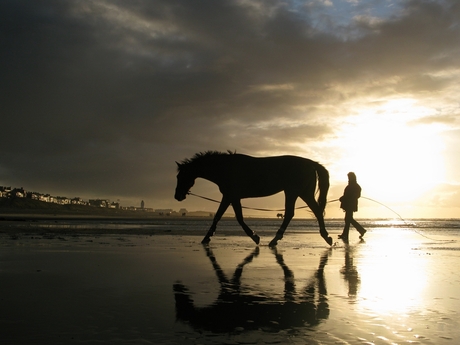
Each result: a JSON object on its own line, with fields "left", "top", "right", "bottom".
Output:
{"left": 175, "top": 162, "right": 195, "bottom": 201}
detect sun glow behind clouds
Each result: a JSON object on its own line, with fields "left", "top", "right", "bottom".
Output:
{"left": 334, "top": 98, "right": 445, "bottom": 205}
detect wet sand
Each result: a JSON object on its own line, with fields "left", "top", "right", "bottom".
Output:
{"left": 1, "top": 228, "right": 459, "bottom": 344}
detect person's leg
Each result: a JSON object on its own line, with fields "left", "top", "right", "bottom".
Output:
{"left": 339, "top": 211, "right": 352, "bottom": 241}
{"left": 351, "top": 217, "right": 366, "bottom": 238}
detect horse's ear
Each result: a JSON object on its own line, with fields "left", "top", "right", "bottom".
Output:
{"left": 176, "top": 161, "right": 182, "bottom": 169}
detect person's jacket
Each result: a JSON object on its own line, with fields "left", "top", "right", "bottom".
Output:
{"left": 339, "top": 183, "right": 361, "bottom": 212}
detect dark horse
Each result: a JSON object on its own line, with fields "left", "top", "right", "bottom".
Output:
{"left": 174, "top": 151, "right": 332, "bottom": 246}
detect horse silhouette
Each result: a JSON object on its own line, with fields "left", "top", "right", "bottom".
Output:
{"left": 173, "top": 246, "right": 330, "bottom": 333}
{"left": 175, "top": 151, "right": 332, "bottom": 246}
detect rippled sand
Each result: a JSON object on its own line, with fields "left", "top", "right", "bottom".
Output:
{"left": 1, "top": 228, "right": 459, "bottom": 344}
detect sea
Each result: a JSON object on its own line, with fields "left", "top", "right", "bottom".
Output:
{"left": 2, "top": 216, "right": 460, "bottom": 240}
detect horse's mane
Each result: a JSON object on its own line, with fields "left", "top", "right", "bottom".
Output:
{"left": 178, "top": 150, "right": 235, "bottom": 170}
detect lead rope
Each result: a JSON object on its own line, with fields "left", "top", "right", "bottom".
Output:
{"left": 187, "top": 191, "right": 320, "bottom": 212}
{"left": 188, "top": 192, "right": 403, "bottom": 219}
{"left": 187, "top": 192, "right": 383, "bottom": 212}
{"left": 188, "top": 192, "right": 455, "bottom": 242}
{"left": 188, "top": 191, "right": 405, "bottom": 218}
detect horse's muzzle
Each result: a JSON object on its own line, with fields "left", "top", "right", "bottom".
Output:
{"left": 175, "top": 191, "right": 186, "bottom": 201}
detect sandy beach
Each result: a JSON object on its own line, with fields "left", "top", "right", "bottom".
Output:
{"left": 1, "top": 218, "right": 460, "bottom": 344}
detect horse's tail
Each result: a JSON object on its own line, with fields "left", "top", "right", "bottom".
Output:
{"left": 315, "top": 163, "right": 330, "bottom": 214}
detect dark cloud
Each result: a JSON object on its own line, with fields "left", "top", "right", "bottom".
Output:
{"left": 1, "top": 0, "right": 459, "bottom": 210}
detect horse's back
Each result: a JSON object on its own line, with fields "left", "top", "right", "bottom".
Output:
{"left": 221, "top": 154, "right": 321, "bottom": 198}
{"left": 233, "top": 154, "right": 319, "bottom": 173}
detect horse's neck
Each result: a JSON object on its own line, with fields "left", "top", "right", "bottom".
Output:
{"left": 198, "top": 171, "right": 221, "bottom": 186}
{"left": 195, "top": 162, "right": 223, "bottom": 185}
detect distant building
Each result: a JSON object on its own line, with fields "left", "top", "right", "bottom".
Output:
{"left": 55, "top": 196, "right": 71, "bottom": 205}
{"left": 0, "top": 186, "right": 12, "bottom": 198}
{"left": 141, "top": 200, "right": 145, "bottom": 209}
{"left": 89, "top": 199, "right": 110, "bottom": 208}
{"left": 26, "top": 191, "right": 40, "bottom": 200}
{"left": 10, "top": 188, "right": 26, "bottom": 198}
{"left": 39, "top": 194, "right": 52, "bottom": 202}
{"left": 71, "top": 197, "right": 87, "bottom": 205}
{"left": 109, "top": 202, "right": 119, "bottom": 209}
{"left": 154, "top": 208, "right": 173, "bottom": 216}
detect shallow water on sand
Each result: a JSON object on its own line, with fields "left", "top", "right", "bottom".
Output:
{"left": 1, "top": 221, "right": 460, "bottom": 344}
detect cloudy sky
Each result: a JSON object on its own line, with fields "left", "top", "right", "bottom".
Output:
{"left": 1, "top": 0, "right": 459, "bottom": 219}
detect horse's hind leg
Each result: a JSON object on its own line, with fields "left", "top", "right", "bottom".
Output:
{"left": 302, "top": 195, "right": 333, "bottom": 246}
{"left": 232, "top": 200, "right": 260, "bottom": 245}
{"left": 269, "top": 194, "right": 297, "bottom": 247}
{"left": 202, "top": 198, "right": 230, "bottom": 244}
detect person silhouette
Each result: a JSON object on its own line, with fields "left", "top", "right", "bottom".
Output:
{"left": 338, "top": 172, "right": 366, "bottom": 241}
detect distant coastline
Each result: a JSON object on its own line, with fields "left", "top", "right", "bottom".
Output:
{"left": 0, "top": 197, "right": 218, "bottom": 219}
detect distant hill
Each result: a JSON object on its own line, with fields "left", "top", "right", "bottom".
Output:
{"left": 0, "top": 197, "right": 136, "bottom": 216}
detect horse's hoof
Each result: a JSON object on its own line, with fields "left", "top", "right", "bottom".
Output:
{"left": 252, "top": 234, "right": 260, "bottom": 245}
{"left": 269, "top": 235, "right": 282, "bottom": 247}
{"left": 201, "top": 237, "right": 211, "bottom": 244}
{"left": 268, "top": 239, "right": 278, "bottom": 247}
{"left": 325, "top": 236, "right": 333, "bottom": 246}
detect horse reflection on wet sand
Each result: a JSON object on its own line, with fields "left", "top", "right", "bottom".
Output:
{"left": 173, "top": 247, "right": 330, "bottom": 333}
{"left": 175, "top": 151, "right": 332, "bottom": 246}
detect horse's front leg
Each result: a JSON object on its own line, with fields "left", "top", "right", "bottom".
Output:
{"left": 232, "top": 200, "right": 260, "bottom": 245}
{"left": 269, "top": 194, "right": 297, "bottom": 247}
{"left": 232, "top": 247, "right": 260, "bottom": 285}
{"left": 201, "top": 197, "right": 230, "bottom": 244}
{"left": 271, "top": 247, "right": 295, "bottom": 300}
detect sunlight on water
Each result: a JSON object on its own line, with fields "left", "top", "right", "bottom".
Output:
{"left": 371, "top": 219, "right": 413, "bottom": 227}
{"left": 357, "top": 230, "right": 428, "bottom": 315}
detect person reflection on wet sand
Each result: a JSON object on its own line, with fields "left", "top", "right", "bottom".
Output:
{"left": 340, "top": 246, "right": 360, "bottom": 298}
{"left": 173, "top": 246, "right": 330, "bottom": 333}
